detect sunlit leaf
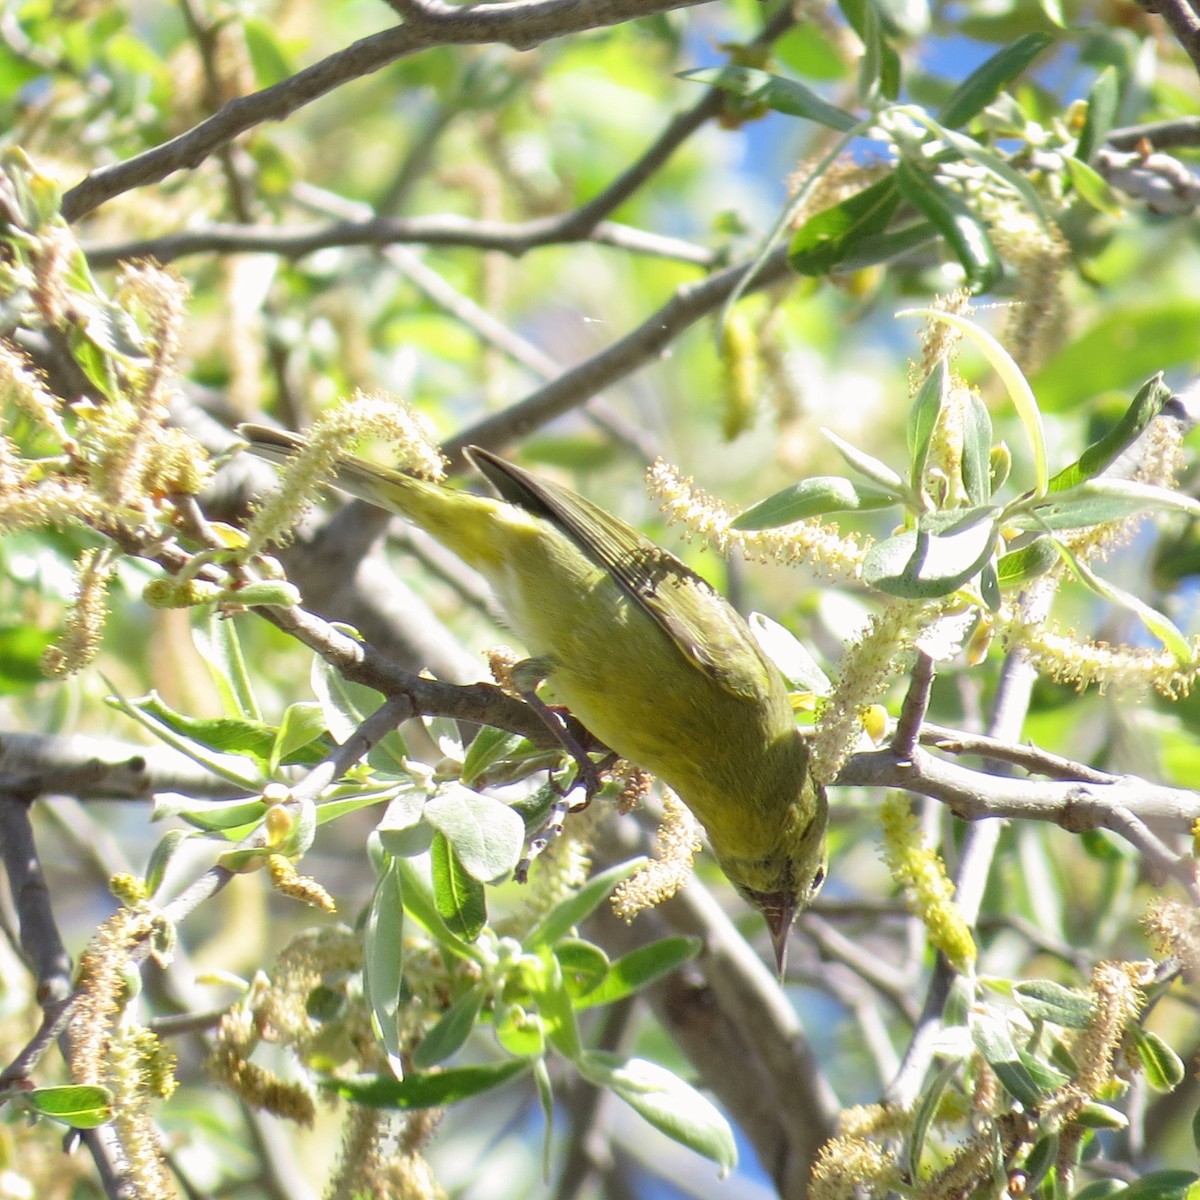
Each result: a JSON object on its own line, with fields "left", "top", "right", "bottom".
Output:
{"left": 936, "top": 33, "right": 1054, "bottom": 128}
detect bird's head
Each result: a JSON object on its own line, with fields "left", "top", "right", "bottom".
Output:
{"left": 718, "top": 769, "right": 829, "bottom": 978}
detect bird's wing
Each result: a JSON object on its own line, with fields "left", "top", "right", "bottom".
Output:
{"left": 468, "top": 447, "right": 773, "bottom": 701}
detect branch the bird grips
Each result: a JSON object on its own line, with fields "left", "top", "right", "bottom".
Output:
{"left": 242, "top": 424, "right": 827, "bottom": 971}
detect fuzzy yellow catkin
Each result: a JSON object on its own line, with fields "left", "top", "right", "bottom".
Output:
{"left": 610, "top": 790, "right": 704, "bottom": 922}
{"left": 879, "top": 792, "right": 976, "bottom": 972}
{"left": 719, "top": 310, "right": 760, "bottom": 441}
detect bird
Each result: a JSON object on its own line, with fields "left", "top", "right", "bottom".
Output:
{"left": 241, "top": 423, "right": 827, "bottom": 972}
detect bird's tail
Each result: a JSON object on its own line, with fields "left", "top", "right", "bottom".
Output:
{"left": 238, "top": 422, "right": 512, "bottom": 573}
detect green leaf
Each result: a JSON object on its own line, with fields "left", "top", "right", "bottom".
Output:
{"left": 1132, "top": 1027, "right": 1186, "bottom": 1092}
{"left": 840, "top": 0, "right": 900, "bottom": 100}
{"left": 144, "top": 829, "right": 189, "bottom": 897}
{"left": 461, "top": 726, "right": 528, "bottom": 787}
{"left": 678, "top": 66, "right": 858, "bottom": 131}
{"left": 424, "top": 784, "right": 524, "bottom": 883}
{"left": 1074, "top": 1183, "right": 1129, "bottom": 1200}
{"left": 971, "top": 1012, "right": 1046, "bottom": 1106}
{"left": 411, "top": 985, "right": 486, "bottom": 1069}
{"left": 1076, "top": 65, "right": 1119, "bottom": 163}
{"left": 270, "top": 701, "right": 328, "bottom": 774}
{"left": 554, "top": 938, "right": 610, "bottom": 999}
{"left": 1012, "top": 980, "right": 1094, "bottom": 1029}
{"left": 523, "top": 858, "right": 647, "bottom": 950}
{"left": 1011, "top": 493, "right": 1150, "bottom": 532}
{"left": 862, "top": 516, "right": 997, "bottom": 599}
{"left": 151, "top": 792, "right": 266, "bottom": 834}
{"left": 789, "top": 177, "right": 902, "bottom": 276}
{"left": 961, "top": 388, "right": 994, "bottom": 504}
{"left": 1074, "top": 1101, "right": 1129, "bottom": 1129}
{"left": 1047, "top": 375, "right": 1173, "bottom": 494}
{"left": 1062, "top": 546, "right": 1194, "bottom": 664}
{"left": 533, "top": 1056, "right": 555, "bottom": 1180}
{"left": 242, "top": 16, "right": 294, "bottom": 88}
{"left": 908, "top": 357, "right": 949, "bottom": 493}
{"left": 937, "top": 33, "right": 1054, "bottom": 128}
{"left": 830, "top": 218, "right": 938, "bottom": 272}
{"left": 732, "top": 476, "right": 899, "bottom": 528}
{"left": 1015, "top": 1046, "right": 1069, "bottom": 1092}
{"left": 908, "top": 1060, "right": 959, "bottom": 1178}
{"left": 901, "top": 307, "right": 1047, "bottom": 495}
{"left": 194, "top": 615, "right": 261, "bottom": 721}
{"left": 26, "top": 1085, "right": 113, "bottom": 1128}
{"left": 310, "top": 652, "right": 372, "bottom": 740}
{"left": 430, "top": 832, "right": 487, "bottom": 942}
{"left": 526, "top": 951, "right": 582, "bottom": 1060}
{"left": 329, "top": 1060, "right": 530, "bottom": 1109}
{"left": 575, "top": 937, "right": 701, "bottom": 1009}
{"left": 1023, "top": 1133, "right": 1058, "bottom": 1193}
{"left": 996, "top": 536, "right": 1058, "bottom": 588}
{"left": 0, "top": 621, "right": 56, "bottom": 692}
{"left": 822, "top": 427, "right": 906, "bottom": 491}
{"left": 1108, "top": 1173, "right": 1199, "bottom": 1200}
{"left": 896, "top": 160, "right": 1000, "bottom": 293}
{"left": 363, "top": 854, "right": 406, "bottom": 1075}
{"left": 1065, "top": 156, "right": 1124, "bottom": 216}
{"left": 106, "top": 689, "right": 265, "bottom": 790}
{"left": 394, "top": 856, "right": 482, "bottom": 964}
{"left": 578, "top": 1052, "right": 737, "bottom": 1175}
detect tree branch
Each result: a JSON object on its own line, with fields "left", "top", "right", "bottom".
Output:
{"left": 1139, "top": 0, "right": 1200, "bottom": 78}
{"left": 60, "top": 0, "right": 712, "bottom": 222}
{"left": 441, "top": 243, "right": 793, "bottom": 464}
{"left": 83, "top": 214, "right": 717, "bottom": 268}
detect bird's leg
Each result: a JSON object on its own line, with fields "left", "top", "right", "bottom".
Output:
{"left": 510, "top": 656, "right": 602, "bottom": 801}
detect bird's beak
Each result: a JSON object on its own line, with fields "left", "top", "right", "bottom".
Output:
{"left": 763, "top": 899, "right": 797, "bottom": 980}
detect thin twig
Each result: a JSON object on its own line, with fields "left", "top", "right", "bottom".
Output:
{"left": 84, "top": 213, "right": 717, "bottom": 267}
{"left": 441, "top": 243, "right": 794, "bottom": 465}
{"left": 1107, "top": 116, "right": 1200, "bottom": 150}
{"left": 891, "top": 650, "right": 934, "bottom": 760}
{"left": 1139, "top": 0, "right": 1200, "bottom": 76}
{"left": 61, "top": 0, "right": 712, "bottom": 221}
{"left": 918, "top": 722, "right": 1117, "bottom": 783}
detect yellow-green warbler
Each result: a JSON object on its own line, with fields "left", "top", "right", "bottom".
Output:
{"left": 242, "top": 425, "right": 827, "bottom": 970}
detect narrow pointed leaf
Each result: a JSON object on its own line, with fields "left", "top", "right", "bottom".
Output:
{"left": 996, "top": 537, "right": 1058, "bottom": 588}
{"left": 330, "top": 1060, "right": 529, "bottom": 1109}
{"left": 576, "top": 937, "right": 702, "bottom": 1009}
{"left": 961, "top": 388, "right": 994, "bottom": 504}
{"left": 1077, "top": 66, "right": 1119, "bottom": 163}
{"left": 363, "top": 854, "right": 406, "bottom": 1075}
{"left": 678, "top": 66, "right": 858, "bottom": 131}
{"left": 430, "top": 832, "right": 487, "bottom": 942}
{"left": 897, "top": 161, "right": 1000, "bottom": 292}
{"left": 1049, "top": 375, "right": 1174, "bottom": 494}
{"left": 578, "top": 1052, "right": 737, "bottom": 1175}
{"left": 523, "top": 859, "right": 646, "bottom": 950}
{"left": 822, "top": 427, "right": 906, "bottom": 490}
{"left": 789, "top": 177, "right": 901, "bottom": 276}
{"left": 901, "top": 307, "right": 1046, "bottom": 495}
{"left": 937, "top": 33, "right": 1054, "bottom": 128}
{"left": 732, "top": 476, "right": 898, "bottom": 528}
{"left": 908, "top": 357, "right": 949, "bottom": 492}
{"left": 412, "top": 985, "right": 486, "bottom": 1069}
{"left": 27, "top": 1085, "right": 113, "bottom": 1128}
